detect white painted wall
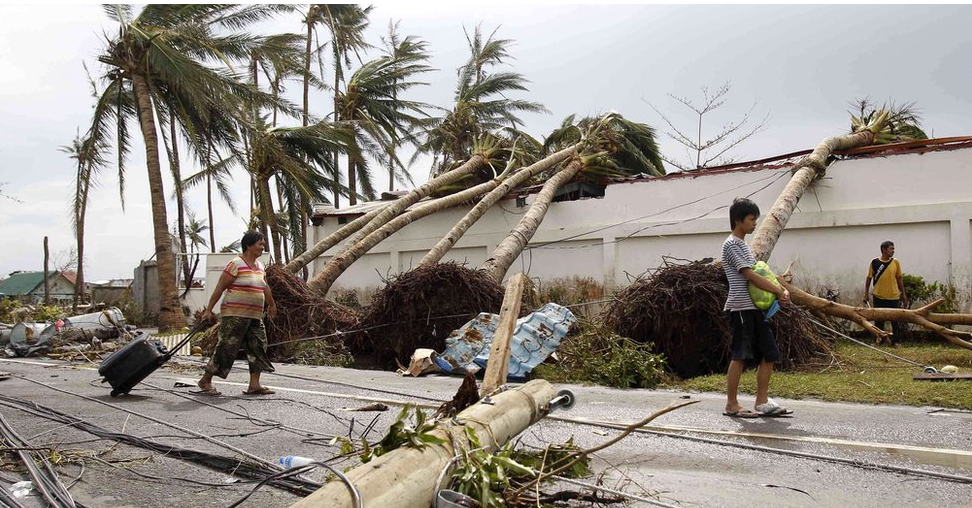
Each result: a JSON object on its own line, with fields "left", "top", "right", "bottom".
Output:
{"left": 308, "top": 147, "right": 972, "bottom": 310}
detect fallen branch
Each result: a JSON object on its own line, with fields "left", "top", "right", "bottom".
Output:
{"left": 780, "top": 279, "right": 972, "bottom": 351}
{"left": 510, "top": 399, "right": 699, "bottom": 499}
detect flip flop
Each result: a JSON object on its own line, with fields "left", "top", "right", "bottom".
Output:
{"left": 723, "top": 409, "right": 760, "bottom": 418}
{"left": 190, "top": 387, "right": 222, "bottom": 396}
{"left": 755, "top": 401, "right": 793, "bottom": 417}
{"left": 243, "top": 387, "right": 276, "bottom": 395}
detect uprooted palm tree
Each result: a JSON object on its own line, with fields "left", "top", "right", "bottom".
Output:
{"left": 87, "top": 4, "right": 294, "bottom": 331}
{"left": 307, "top": 134, "right": 563, "bottom": 293}
{"left": 299, "top": 135, "right": 510, "bottom": 289}
{"left": 481, "top": 112, "right": 665, "bottom": 283}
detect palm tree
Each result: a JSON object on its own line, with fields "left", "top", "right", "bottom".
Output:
{"left": 750, "top": 107, "right": 905, "bottom": 262}
{"left": 318, "top": 143, "right": 579, "bottom": 292}
{"left": 480, "top": 113, "right": 664, "bottom": 283}
{"left": 381, "top": 21, "right": 430, "bottom": 192}
{"left": 62, "top": 131, "right": 109, "bottom": 313}
{"left": 418, "top": 144, "right": 578, "bottom": 267}
{"left": 211, "top": 117, "right": 359, "bottom": 263}
{"left": 416, "top": 24, "right": 549, "bottom": 177}
{"left": 322, "top": 4, "right": 374, "bottom": 208}
{"left": 337, "top": 48, "right": 433, "bottom": 205}
{"left": 849, "top": 98, "right": 928, "bottom": 143}
{"left": 87, "top": 5, "right": 293, "bottom": 331}
{"left": 303, "top": 138, "right": 505, "bottom": 290}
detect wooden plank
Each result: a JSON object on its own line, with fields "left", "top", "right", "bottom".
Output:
{"left": 913, "top": 372, "right": 972, "bottom": 381}
{"left": 480, "top": 273, "right": 527, "bottom": 396}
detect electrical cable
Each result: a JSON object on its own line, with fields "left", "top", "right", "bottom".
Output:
{"left": 550, "top": 475, "right": 682, "bottom": 508}
{"left": 0, "top": 410, "right": 79, "bottom": 508}
{"left": 227, "top": 461, "right": 362, "bottom": 508}
{"left": 809, "top": 317, "right": 927, "bottom": 368}
{"left": 0, "top": 394, "right": 320, "bottom": 496}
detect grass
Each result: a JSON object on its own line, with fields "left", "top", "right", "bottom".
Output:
{"left": 668, "top": 341, "right": 972, "bottom": 410}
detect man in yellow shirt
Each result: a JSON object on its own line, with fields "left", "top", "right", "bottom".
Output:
{"left": 863, "top": 241, "right": 909, "bottom": 346}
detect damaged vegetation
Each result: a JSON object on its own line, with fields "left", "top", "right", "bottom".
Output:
{"left": 354, "top": 262, "right": 505, "bottom": 369}
{"left": 602, "top": 259, "right": 833, "bottom": 378}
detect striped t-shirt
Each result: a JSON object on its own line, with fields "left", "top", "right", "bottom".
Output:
{"left": 220, "top": 257, "right": 267, "bottom": 319}
{"left": 722, "top": 235, "right": 757, "bottom": 311}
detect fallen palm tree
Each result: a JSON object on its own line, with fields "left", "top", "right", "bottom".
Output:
{"left": 601, "top": 259, "right": 830, "bottom": 378}
{"left": 313, "top": 145, "right": 582, "bottom": 292}
{"left": 300, "top": 139, "right": 507, "bottom": 292}
{"left": 482, "top": 113, "right": 665, "bottom": 283}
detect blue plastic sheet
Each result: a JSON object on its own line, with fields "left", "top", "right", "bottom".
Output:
{"left": 434, "top": 303, "right": 576, "bottom": 380}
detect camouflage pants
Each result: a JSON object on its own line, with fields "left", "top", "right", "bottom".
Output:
{"left": 205, "top": 316, "right": 275, "bottom": 378}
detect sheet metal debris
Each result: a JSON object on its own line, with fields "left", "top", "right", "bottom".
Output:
{"left": 433, "top": 303, "right": 576, "bottom": 380}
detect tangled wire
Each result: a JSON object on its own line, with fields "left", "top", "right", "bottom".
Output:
{"left": 354, "top": 262, "right": 506, "bottom": 369}
{"left": 601, "top": 259, "right": 832, "bottom": 378}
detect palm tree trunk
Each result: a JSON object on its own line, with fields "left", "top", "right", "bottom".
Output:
{"left": 480, "top": 158, "right": 583, "bottom": 284}
{"left": 420, "top": 145, "right": 578, "bottom": 268}
{"left": 131, "top": 73, "right": 185, "bottom": 331}
{"left": 303, "top": 12, "right": 313, "bottom": 127}
{"left": 75, "top": 174, "right": 90, "bottom": 311}
{"left": 300, "top": 12, "right": 313, "bottom": 277}
{"left": 348, "top": 157, "right": 358, "bottom": 206}
{"left": 207, "top": 173, "right": 215, "bottom": 252}
{"left": 43, "top": 236, "right": 50, "bottom": 305}
{"left": 749, "top": 129, "right": 877, "bottom": 262}
{"left": 306, "top": 154, "right": 488, "bottom": 291}
{"left": 73, "top": 165, "right": 86, "bottom": 313}
{"left": 311, "top": 171, "right": 512, "bottom": 293}
{"left": 257, "top": 177, "right": 283, "bottom": 263}
{"left": 169, "top": 120, "right": 190, "bottom": 290}
{"left": 332, "top": 45, "right": 342, "bottom": 210}
{"left": 282, "top": 201, "right": 392, "bottom": 275}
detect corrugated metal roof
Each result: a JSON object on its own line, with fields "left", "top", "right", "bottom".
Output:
{"left": 0, "top": 272, "right": 45, "bottom": 295}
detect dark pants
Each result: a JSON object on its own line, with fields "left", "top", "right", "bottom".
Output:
{"left": 727, "top": 309, "right": 781, "bottom": 363}
{"left": 205, "top": 316, "right": 275, "bottom": 378}
{"left": 873, "top": 297, "right": 903, "bottom": 344}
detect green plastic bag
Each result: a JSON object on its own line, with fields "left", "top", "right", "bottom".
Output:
{"left": 748, "top": 261, "right": 779, "bottom": 310}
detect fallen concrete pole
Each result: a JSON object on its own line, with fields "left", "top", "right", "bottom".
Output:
{"left": 289, "top": 379, "right": 557, "bottom": 508}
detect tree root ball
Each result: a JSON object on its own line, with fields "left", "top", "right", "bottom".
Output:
{"left": 354, "top": 262, "right": 505, "bottom": 369}
{"left": 601, "top": 259, "right": 832, "bottom": 378}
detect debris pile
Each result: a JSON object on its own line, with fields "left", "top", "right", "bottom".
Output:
{"left": 354, "top": 262, "right": 506, "bottom": 369}
{"left": 262, "top": 265, "right": 358, "bottom": 364}
{"left": 602, "top": 259, "right": 832, "bottom": 378}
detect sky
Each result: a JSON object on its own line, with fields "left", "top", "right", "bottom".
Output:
{"left": 1, "top": 3, "right": 971, "bottom": 282}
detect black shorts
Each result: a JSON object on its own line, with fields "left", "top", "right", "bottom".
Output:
{"left": 726, "top": 309, "right": 780, "bottom": 363}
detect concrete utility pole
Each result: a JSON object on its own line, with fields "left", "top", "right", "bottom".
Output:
{"left": 289, "top": 380, "right": 557, "bottom": 508}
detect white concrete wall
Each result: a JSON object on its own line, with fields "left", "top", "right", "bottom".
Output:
{"left": 309, "top": 147, "right": 972, "bottom": 310}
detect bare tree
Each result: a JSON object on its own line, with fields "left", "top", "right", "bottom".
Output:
{"left": 647, "top": 81, "right": 769, "bottom": 171}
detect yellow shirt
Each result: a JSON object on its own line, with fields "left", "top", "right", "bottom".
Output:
{"left": 868, "top": 258, "right": 902, "bottom": 300}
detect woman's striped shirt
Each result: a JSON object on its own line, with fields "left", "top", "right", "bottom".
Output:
{"left": 220, "top": 257, "right": 266, "bottom": 319}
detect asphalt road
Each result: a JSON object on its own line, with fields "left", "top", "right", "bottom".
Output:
{"left": 1, "top": 356, "right": 970, "bottom": 508}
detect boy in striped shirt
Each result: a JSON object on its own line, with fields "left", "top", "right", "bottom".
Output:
{"left": 722, "top": 198, "right": 792, "bottom": 418}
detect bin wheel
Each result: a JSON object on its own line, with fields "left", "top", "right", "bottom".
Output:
{"left": 110, "top": 390, "right": 119, "bottom": 397}
{"left": 923, "top": 366, "right": 939, "bottom": 374}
